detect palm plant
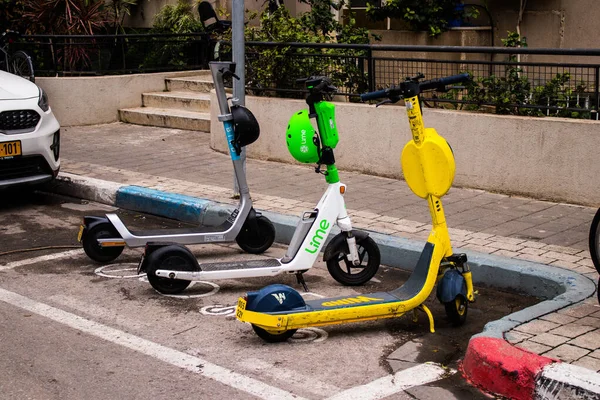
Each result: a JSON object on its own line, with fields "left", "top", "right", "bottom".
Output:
{"left": 22, "top": 0, "right": 109, "bottom": 72}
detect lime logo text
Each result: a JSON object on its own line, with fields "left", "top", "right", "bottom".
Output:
{"left": 304, "top": 219, "right": 330, "bottom": 254}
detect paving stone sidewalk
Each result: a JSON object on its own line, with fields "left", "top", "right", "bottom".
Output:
{"left": 62, "top": 122, "right": 600, "bottom": 371}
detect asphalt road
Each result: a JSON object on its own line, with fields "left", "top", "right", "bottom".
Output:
{"left": 0, "top": 191, "right": 532, "bottom": 399}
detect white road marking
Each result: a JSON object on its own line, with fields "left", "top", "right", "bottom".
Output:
{"left": 0, "top": 287, "right": 306, "bottom": 400}
{"left": 238, "top": 357, "right": 341, "bottom": 397}
{"left": 200, "top": 305, "right": 236, "bottom": 316}
{"left": 324, "top": 363, "right": 453, "bottom": 400}
{"left": 289, "top": 327, "right": 328, "bottom": 343}
{"left": 137, "top": 276, "right": 220, "bottom": 298}
{"left": 370, "top": 277, "right": 381, "bottom": 283}
{"left": 0, "top": 249, "right": 84, "bottom": 271}
{"left": 94, "top": 263, "right": 144, "bottom": 279}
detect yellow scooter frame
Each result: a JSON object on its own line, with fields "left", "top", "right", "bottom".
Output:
{"left": 236, "top": 74, "right": 475, "bottom": 342}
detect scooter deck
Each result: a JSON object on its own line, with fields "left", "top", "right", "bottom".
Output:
{"left": 258, "top": 242, "right": 433, "bottom": 315}
{"left": 202, "top": 258, "right": 282, "bottom": 272}
{"left": 130, "top": 221, "right": 233, "bottom": 237}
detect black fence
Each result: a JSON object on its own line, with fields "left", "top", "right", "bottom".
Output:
{"left": 15, "top": 33, "right": 212, "bottom": 76}
{"left": 10, "top": 34, "right": 600, "bottom": 119}
{"left": 241, "top": 42, "right": 600, "bottom": 119}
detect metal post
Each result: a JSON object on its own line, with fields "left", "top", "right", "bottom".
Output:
{"left": 232, "top": 0, "right": 246, "bottom": 196}
{"left": 368, "top": 47, "right": 375, "bottom": 93}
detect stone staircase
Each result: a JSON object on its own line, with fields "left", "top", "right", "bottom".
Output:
{"left": 119, "top": 71, "right": 213, "bottom": 132}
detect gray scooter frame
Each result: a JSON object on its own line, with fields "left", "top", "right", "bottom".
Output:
{"left": 94, "top": 62, "right": 258, "bottom": 248}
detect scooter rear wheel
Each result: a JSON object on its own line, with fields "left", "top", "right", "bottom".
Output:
{"left": 82, "top": 222, "right": 124, "bottom": 263}
{"left": 146, "top": 248, "right": 195, "bottom": 294}
{"left": 252, "top": 325, "right": 297, "bottom": 343}
{"left": 444, "top": 296, "right": 468, "bottom": 326}
{"left": 326, "top": 236, "right": 380, "bottom": 286}
{"left": 236, "top": 215, "right": 275, "bottom": 254}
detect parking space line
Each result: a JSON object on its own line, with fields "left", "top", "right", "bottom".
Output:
{"left": 324, "top": 363, "right": 451, "bottom": 400}
{"left": 0, "top": 249, "right": 84, "bottom": 271}
{"left": 0, "top": 287, "right": 307, "bottom": 400}
{"left": 238, "top": 358, "right": 341, "bottom": 397}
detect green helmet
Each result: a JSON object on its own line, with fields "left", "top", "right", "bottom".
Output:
{"left": 286, "top": 109, "right": 320, "bottom": 164}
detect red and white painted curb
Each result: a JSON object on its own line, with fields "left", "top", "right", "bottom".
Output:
{"left": 462, "top": 336, "right": 600, "bottom": 400}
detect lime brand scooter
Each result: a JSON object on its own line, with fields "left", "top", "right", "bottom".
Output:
{"left": 235, "top": 73, "right": 476, "bottom": 342}
{"left": 136, "top": 76, "right": 380, "bottom": 294}
{"left": 78, "top": 62, "right": 275, "bottom": 263}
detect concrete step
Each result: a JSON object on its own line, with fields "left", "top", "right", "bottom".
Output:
{"left": 119, "top": 107, "right": 210, "bottom": 132}
{"left": 142, "top": 91, "right": 211, "bottom": 112}
{"left": 166, "top": 76, "right": 214, "bottom": 93}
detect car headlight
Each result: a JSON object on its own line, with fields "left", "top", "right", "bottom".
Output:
{"left": 38, "top": 87, "right": 49, "bottom": 112}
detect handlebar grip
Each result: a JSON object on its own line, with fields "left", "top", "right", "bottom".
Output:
{"left": 360, "top": 89, "right": 389, "bottom": 102}
{"left": 419, "top": 73, "right": 470, "bottom": 91}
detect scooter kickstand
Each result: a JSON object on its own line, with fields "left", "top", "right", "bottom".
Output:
{"left": 419, "top": 305, "right": 435, "bottom": 333}
{"left": 296, "top": 272, "right": 309, "bottom": 292}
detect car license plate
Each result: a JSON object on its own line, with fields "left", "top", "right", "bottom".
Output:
{"left": 0, "top": 141, "right": 22, "bottom": 158}
{"left": 77, "top": 225, "right": 84, "bottom": 242}
{"left": 236, "top": 298, "right": 247, "bottom": 319}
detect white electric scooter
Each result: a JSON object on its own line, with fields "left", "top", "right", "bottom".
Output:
{"left": 137, "top": 76, "right": 380, "bottom": 294}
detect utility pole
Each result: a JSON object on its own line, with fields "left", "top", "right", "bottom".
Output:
{"left": 231, "top": 0, "right": 246, "bottom": 196}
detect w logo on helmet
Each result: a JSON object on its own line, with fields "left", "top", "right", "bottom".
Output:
{"left": 272, "top": 293, "right": 286, "bottom": 304}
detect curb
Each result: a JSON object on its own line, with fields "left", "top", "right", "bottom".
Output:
{"left": 45, "top": 172, "right": 600, "bottom": 399}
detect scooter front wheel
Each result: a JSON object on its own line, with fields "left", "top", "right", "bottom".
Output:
{"left": 236, "top": 215, "right": 275, "bottom": 254}
{"left": 444, "top": 296, "right": 468, "bottom": 326}
{"left": 82, "top": 222, "right": 124, "bottom": 263}
{"left": 326, "top": 236, "right": 380, "bottom": 286}
{"left": 146, "top": 247, "right": 196, "bottom": 294}
{"left": 252, "top": 325, "right": 297, "bottom": 343}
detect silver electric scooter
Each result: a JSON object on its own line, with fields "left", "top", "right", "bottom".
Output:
{"left": 78, "top": 62, "right": 275, "bottom": 263}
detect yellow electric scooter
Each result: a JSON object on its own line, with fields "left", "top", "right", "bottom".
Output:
{"left": 235, "top": 73, "right": 476, "bottom": 342}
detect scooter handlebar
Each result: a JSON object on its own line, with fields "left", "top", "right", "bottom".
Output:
{"left": 360, "top": 73, "right": 471, "bottom": 102}
{"left": 360, "top": 88, "right": 390, "bottom": 102}
{"left": 419, "top": 73, "right": 470, "bottom": 91}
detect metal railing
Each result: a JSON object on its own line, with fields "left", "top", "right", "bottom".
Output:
{"left": 17, "top": 33, "right": 212, "bottom": 76}
{"left": 13, "top": 34, "right": 600, "bottom": 119}
{"left": 240, "top": 42, "right": 600, "bottom": 119}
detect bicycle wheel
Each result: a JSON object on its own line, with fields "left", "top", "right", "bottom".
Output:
{"left": 9, "top": 51, "right": 35, "bottom": 83}
{"left": 589, "top": 208, "right": 600, "bottom": 274}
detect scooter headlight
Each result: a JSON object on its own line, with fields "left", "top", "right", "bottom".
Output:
{"left": 38, "top": 88, "right": 49, "bottom": 112}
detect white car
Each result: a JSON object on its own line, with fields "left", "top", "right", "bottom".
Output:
{"left": 0, "top": 70, "right": 60, "bottom": 189}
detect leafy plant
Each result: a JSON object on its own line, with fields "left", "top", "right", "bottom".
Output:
{"left": 297, "top": 0, "right": 344, "bottom": 35}
{"left": 21, "top": 0, "right": 108, "bottom": 35}
{"left": 441, "top": 32, "right": 592, "bottom": 119}
{"left": 238, "top": 4, "right": 375, "bottom": 98}
{"left": 141, "top": 0, "right": 205, "bottom": 70}
{"left": 0, "top": 0, "right": 26, "bottom": 32}
{"left": 152, "top": 0, "right": 203, "bottom": 34}
{"left": 366, "top": 0, "right": 477, "bottom": 37}
{"left": 21, "top": 0, "right": 109, "bottom": 72}
{"left": 106, "top": 0, "right": 140, "bottom": 33}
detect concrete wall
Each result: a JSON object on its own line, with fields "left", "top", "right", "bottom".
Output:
{"left": 210, "top": 93, "right": 600, "bottom": 206}
{"left": 36, "top": 71, "right": 200, "bottom": 126}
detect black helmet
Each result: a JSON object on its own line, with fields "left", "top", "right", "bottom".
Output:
{"left": 231, "top": 105, "right": 260, "bottom": 155}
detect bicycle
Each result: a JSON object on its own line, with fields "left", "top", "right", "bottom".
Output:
{"left": 0, "top": 30, "right": 35, "bottom": 83}
{"left": 589, "top": 208, "right": 600, "bottom": 261}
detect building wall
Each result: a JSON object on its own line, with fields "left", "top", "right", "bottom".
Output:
{"left": 124, "top": 0, "right": 600, "bottom": 51}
